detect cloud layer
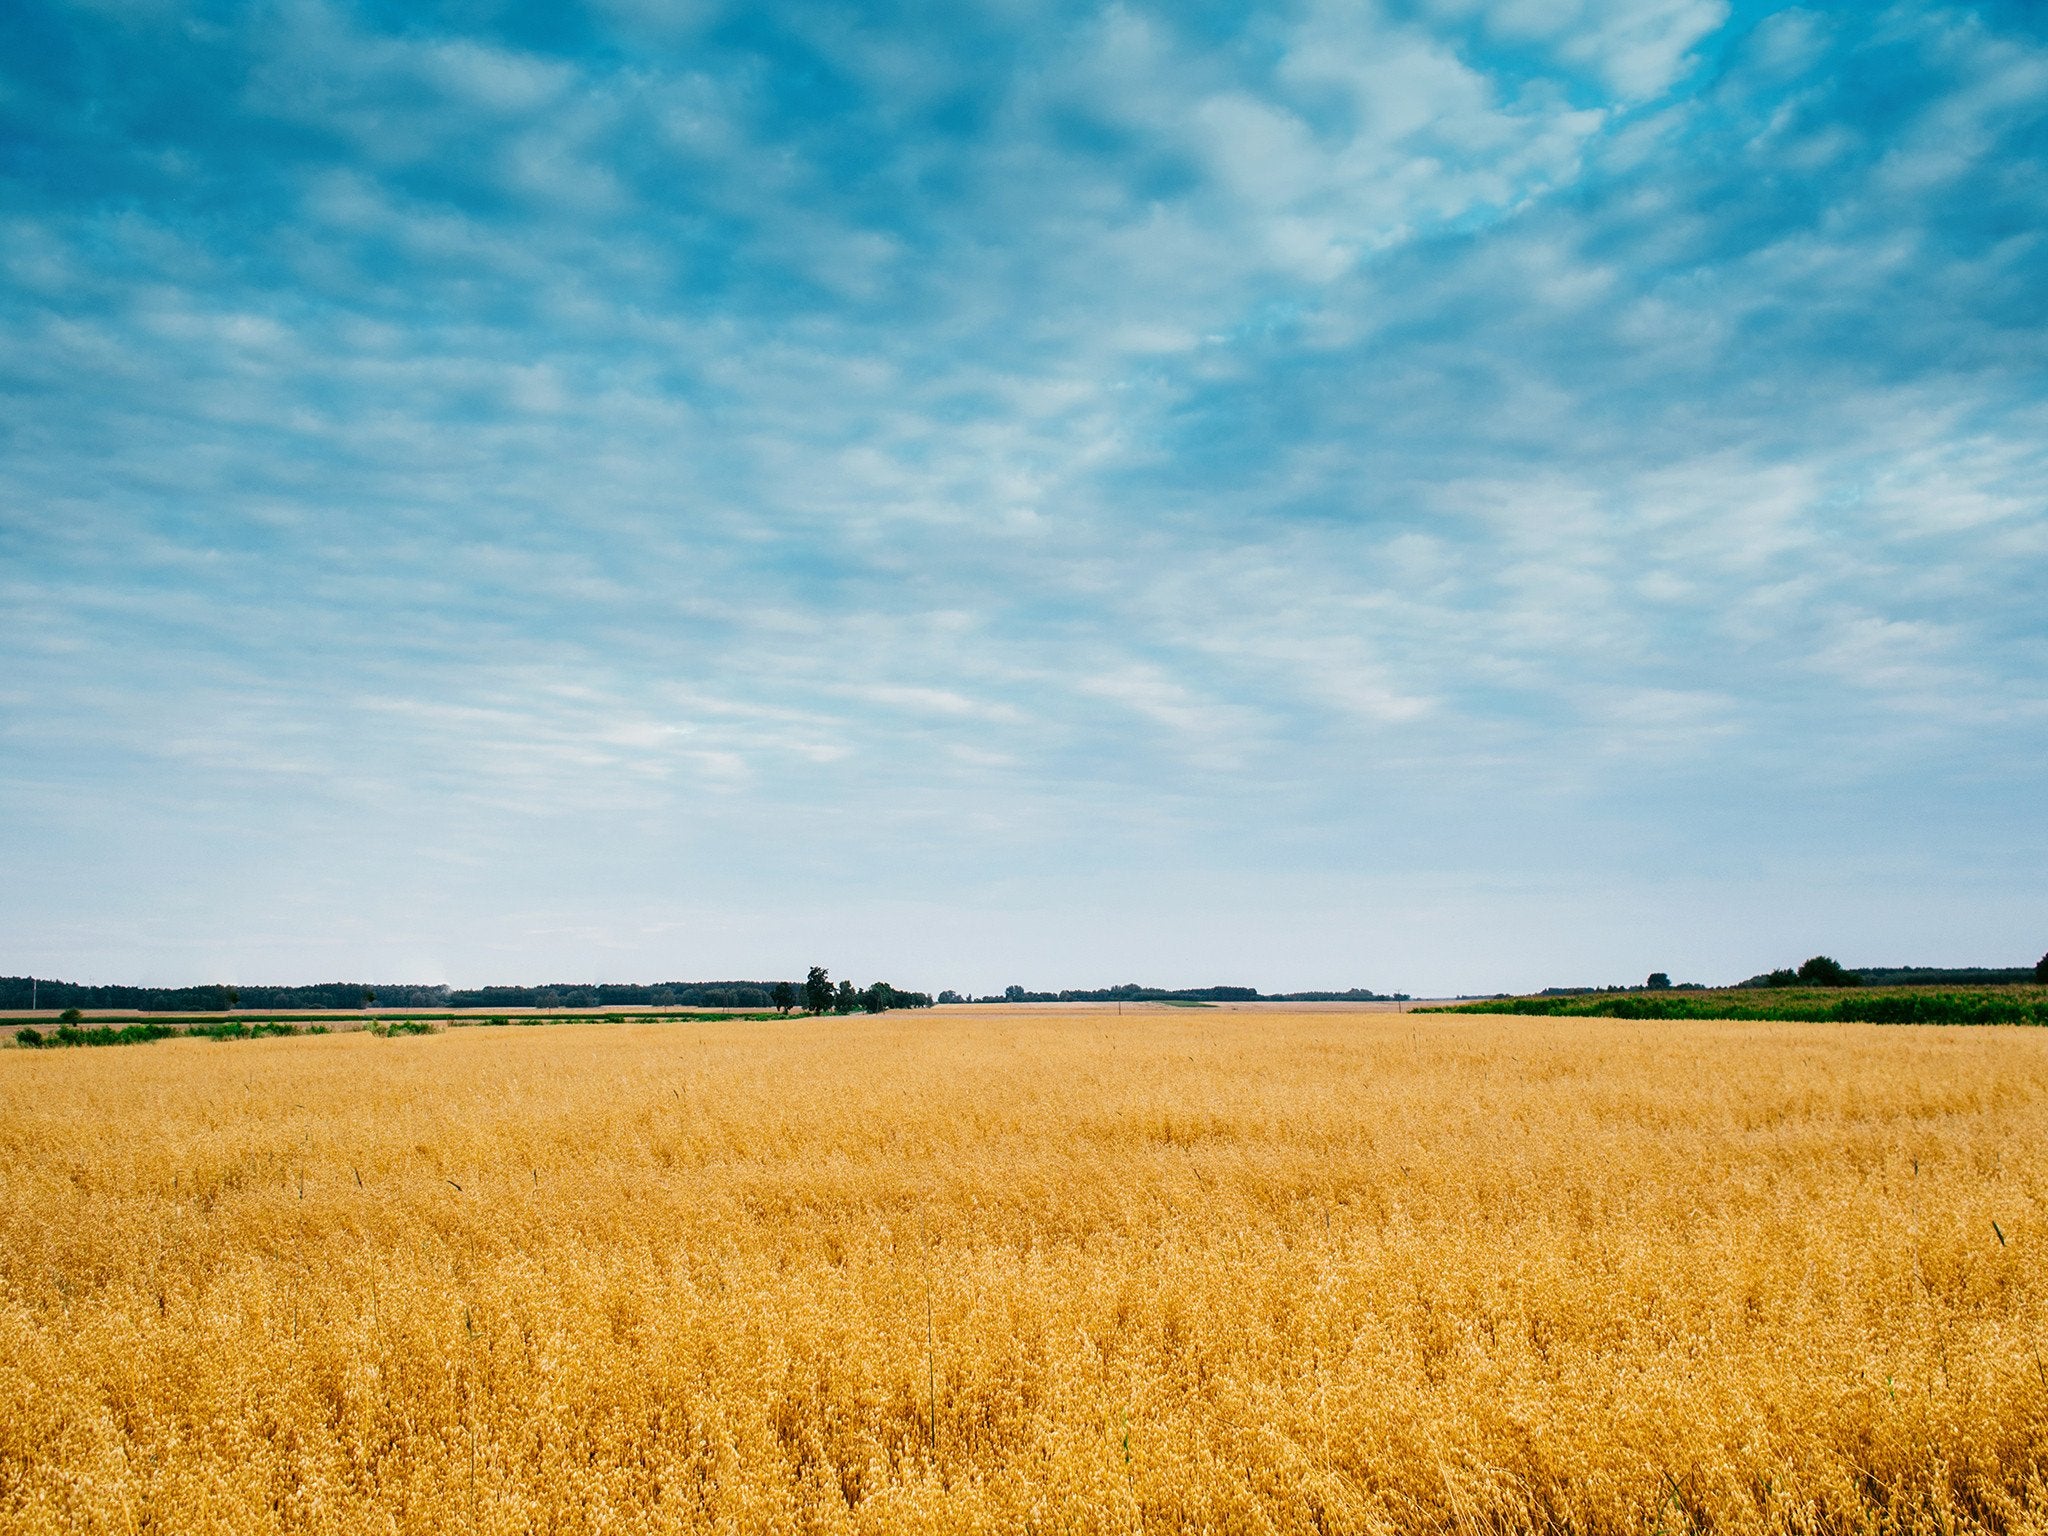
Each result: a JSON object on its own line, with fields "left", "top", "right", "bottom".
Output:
{"left": 2, "top": 0, "right": 2045, "bottom": 991}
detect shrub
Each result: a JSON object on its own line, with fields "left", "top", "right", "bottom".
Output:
{"left": 51, "top": 1023, "right": 177, "bottom": 1046}
{"left": 59, "top": 1007, "right": 83, "bottom": 1024}
{"left": 1797, "top": 956, "right": 1860, "bottom": 987}
{"left": 12, "top": 1018, "right": 305, "bottom": 1049}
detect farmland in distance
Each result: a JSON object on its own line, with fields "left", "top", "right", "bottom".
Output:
{"left": 3, "top": 1008, "right": 2046, "bottom": 1533}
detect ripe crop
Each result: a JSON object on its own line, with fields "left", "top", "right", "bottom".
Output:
{"left": 3, "top": 1010, "right": 2046, "bottom": 1532}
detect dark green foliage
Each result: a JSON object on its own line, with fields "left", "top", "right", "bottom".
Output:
{"left": 1854, "top": 967, "right": 2038, "bottom": 986}
{"left": 49, "top": 1023, "right": 183, "bottom": 1047}
{"left": 190, "top": 1021, "right": 297, "bottom": 1040}
{"left": 13, "top": 1019, "right": 308, "bottom": 1048}
{"left": 1796, "top": 955, "right": 1860, "bottom": 987}
{"left": 1646, "top": 973, "right": 1672, "bottom": 990}
{"left": 771, "top": 981, "right": 796, "bottom": 1015}
{"left": 1741, "top": 965, "right": 2036, "bottom": 988}
{"left": 861, "top": 982, "right": 933, "bottom": 1011}
{"left": 1423, "top": 988, "right": 2048, "bottom": 1026}
{"left": 804, "top": 967, "right": 833, "bottom": 1015}
{"left": 1, "top": 976, "right": 798, "bottom": 1012}
{"left": 790, "top": 975, "right": 933, "bottom": 1015}
{"left": 859, "top": 982, "right": 935, "bottom": 1014}
{"left": 0, "top": 979, "right": 237, "bottom": 1013}
{"left": 2037, "top": 953, "right": 2048, "bottom": 984}
{"left": 59, "top": 1007, "right": 82, "bottom": 1023}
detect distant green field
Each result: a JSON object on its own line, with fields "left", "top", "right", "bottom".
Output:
{"left": 1422, "top": 987, "right": 2048, "bottom": 1026}
{"left": 4, "top": 1011, "right": 784, "bottom": 1048}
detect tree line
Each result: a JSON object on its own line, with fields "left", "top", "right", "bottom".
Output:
{"left": 1546, "top": 954, "right": 2048, "bottom": 995}
{"left": 929, "top": 984, "right": 1408, "bottom": 1004}
{"left": 1741, "top": 956, "right": 2048, "bottom": 989}
{"left": 769, "top": 969, "right": 933, "bottom": 1015}
{"left": 0, "top": 976, "right": 933, "bottom": 1014}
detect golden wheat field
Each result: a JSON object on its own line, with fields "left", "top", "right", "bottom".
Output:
{"left": 4, "top": 1009, "right": 2048, "bottom": 1535}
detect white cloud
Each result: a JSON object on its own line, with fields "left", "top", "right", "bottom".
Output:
{"left": 4, "top": 0, "right": 2046, "bottom": 984}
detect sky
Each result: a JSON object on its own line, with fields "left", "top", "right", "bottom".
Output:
{"left": 2, "top": 0, "right": 2045, "bottom": 997}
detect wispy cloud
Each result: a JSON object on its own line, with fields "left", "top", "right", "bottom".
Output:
{"left": 1, "top": 0, "right": 2044, "bottom": 991}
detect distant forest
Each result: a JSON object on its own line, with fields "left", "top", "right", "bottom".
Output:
{"left": 0, "top": 978, "right": 790, "bottom": 1012}
{"left": 3, "top": 976, "right": 1405, "bottom": 1012}
{"left": 11, "top": 968, "right": 2037, "bottom": 1014}
{"left": 1531, "top": 963, "right": 2043, "bottom": 998}
{"left": 1754, "top": 966, "right": 2039, "bottom": 987}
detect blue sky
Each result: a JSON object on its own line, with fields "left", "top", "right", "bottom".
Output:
{"left": 3, "top": 0, "right": 2045, "bottom": 995}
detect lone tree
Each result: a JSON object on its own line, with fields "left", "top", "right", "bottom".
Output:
{"left": 2036, "top": 952, "right": 2048, "bottom": 984}
{"left": 803, "top": 967, "right": 833, "bottom": 1015}
{"left": 770, "top": 981, "right": 796, "bottom": 1015}
{"left": 1646, "top": 972, "right": 1672, "bottom": 990}
{"left": 1797, "top": 955, "right": 1860, "bottom": 987}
